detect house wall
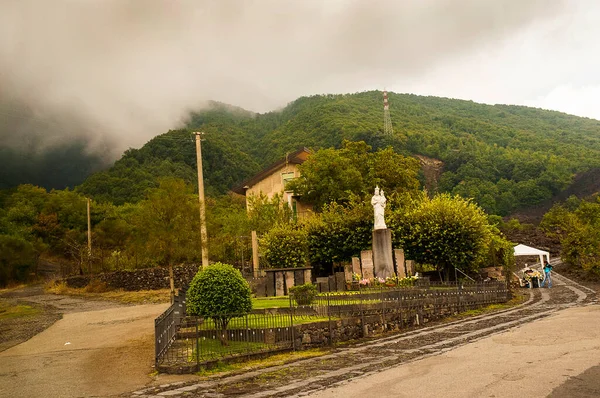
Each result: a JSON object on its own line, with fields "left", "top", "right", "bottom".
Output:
{"left": 245, "top": 163, "right": 312, "bottom": 218}
{"left": 246, "top": 163, "right": 299, "bottom": 202}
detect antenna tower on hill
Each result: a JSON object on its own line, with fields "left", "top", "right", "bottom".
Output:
{"left": 383, "top": 90, "right": 394, "bottom": 136}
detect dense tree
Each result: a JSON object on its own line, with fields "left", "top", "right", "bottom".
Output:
{"left": 287, "top": 140, "right": 421, "bottom": 210}
{"left": 541, "top": 197, "right": 600, "bottom": 276}
{"left": 133, "top": 178, "right": 201, "bottom": 300}
{"left": 260, "top": 224, "right": 308, "bottom": 268}
{"left": 398, "top": 194, "right": 496, "bottom": 280}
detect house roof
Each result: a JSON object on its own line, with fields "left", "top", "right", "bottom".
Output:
{"left": 232, "top": 147, "right": 312, "bottom": 195}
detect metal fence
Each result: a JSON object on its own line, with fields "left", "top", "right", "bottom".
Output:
{"left": 155, "top": 290, "right": 187, "bottom": 368}
{"left": 155, "top": 281, "right": 508, "bottom": 372}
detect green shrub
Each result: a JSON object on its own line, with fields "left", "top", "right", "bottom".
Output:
{"left": 260, "top": 224, "right": 308, "bottom": 268}
{"left": 289, "top": 283, "right": 318, "bottom": 306}
{"left": 186, "top": 262, "right": 252, "bottom": 345}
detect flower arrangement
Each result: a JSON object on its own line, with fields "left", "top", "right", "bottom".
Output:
{"left": 398, "top": 275, "right": 419, "bottom": 287}
{"left": 375, "top": 277, "right": 385, "bottom": 285}
{"left": 352, "top": 272, "right": 361, "bottom": 282}
{"left": 355, "top": 275, "right": 420, "bottom": 289}
{"left": 359, "top": 278, "right": 370, "bottom": 286}
{"left": 523, "top": 270, "right": 542, "bottom": 282}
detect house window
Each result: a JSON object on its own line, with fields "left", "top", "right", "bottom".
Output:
{"left": 282, "top": 172, "right": 295, "bottom": 188}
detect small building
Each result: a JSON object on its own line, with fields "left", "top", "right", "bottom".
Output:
{"left": 233, "top": 147, "right": 313, "bottom": 219}
{"left": 233, "top": 147, "right": 313, "bottom": 276}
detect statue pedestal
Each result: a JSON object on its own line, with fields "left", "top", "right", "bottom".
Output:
{"left": 373, "top": 229, "right": 394, "bottom": 279}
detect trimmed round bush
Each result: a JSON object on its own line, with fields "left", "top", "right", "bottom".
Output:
{"left": 186, "top": 262, "right": 252, "bottom": 318}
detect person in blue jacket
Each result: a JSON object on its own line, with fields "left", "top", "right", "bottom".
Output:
{"left": 540, "top": 261, "right": 553, "bottom": 288}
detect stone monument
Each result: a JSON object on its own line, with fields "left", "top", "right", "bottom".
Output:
{"left": 371, "top": 187, "right": 394, "bottom": 279}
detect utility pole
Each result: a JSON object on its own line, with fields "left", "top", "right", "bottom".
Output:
{"left": 87, "top": 197, "right": 92, "bottom": 274}
{"left": 194, "top": 132, "right": 209, "bottom": 269}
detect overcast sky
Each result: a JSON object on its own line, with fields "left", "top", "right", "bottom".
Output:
{"left": 1, "top": 0, "right": 598, "bottom": 158}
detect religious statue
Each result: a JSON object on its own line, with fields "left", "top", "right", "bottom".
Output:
{"left": 371, "top": 186, "right": 387, "bottom": 230}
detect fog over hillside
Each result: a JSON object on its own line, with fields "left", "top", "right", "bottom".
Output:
{"left": 0, "top": 0, "right": 565, "bottom": 173}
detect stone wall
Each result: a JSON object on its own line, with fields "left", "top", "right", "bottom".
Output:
{"left": 64, "top": 264, "right": 199, "bottom": 291}
{"left": 294, "top": 305, "right": 459, "bottom": 350}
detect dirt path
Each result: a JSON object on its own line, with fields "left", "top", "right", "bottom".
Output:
{"left": 0, "top": 286, "right": 184, "bottom": 398}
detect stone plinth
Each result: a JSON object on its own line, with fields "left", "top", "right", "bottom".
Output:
{"left": 360, "top": 250, "right": 374, "bottom": 279}
{"left": 394, "top": 249, "right": 406, "bottom": 278}
{"left": 372, "top": 229, "right": 394, "bottom": 279}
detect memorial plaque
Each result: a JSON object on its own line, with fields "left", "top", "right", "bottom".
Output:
{"left": 328, "top": 275, "right": 336, "bottom": 292}
{"left": 284, "top": 271, "right": 295, "bottom": 295}
{"left": 336, "top": 272, "right": 346, "bottom": 291}
{"left": 316, "top": 277, "right": 329, "bottom": 293}
{"left": 294, "top": 270, "right": 304, "bottom": 286}
{"left": 394, "top": 249, "right": 406, "bottom": 278}
{"left": 361, "top": 250, "right": 374, "bottom": 280}
{"left": 304, "top": 268, "right": 312, "bottom": 285}
{"left": 275, "top": 272, "right": 285, "bottom": 296}
{"left": 352, "top": 257, "right": 361, "bottom": 275}
{"left": 405, "top": 260, "right": 415, "bottom": 276}
{"left": 266, "top": 271, "right": 275, "bottom": 297}
{"left": 343, "top": 263, "right": 353, "bottom": 282}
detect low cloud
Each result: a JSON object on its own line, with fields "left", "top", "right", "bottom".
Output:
{"left": 0, "top": 0, "right": 566, "bottom": 160}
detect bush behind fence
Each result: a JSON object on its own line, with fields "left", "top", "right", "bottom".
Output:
{"left": 155, "top": 281, "right": 509, "bottom": 373}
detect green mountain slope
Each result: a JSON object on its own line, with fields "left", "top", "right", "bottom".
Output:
{"left": 77, "top": 92, "right": 600, "bottom": 215}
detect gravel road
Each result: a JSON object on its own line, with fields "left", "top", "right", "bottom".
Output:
{"left": 0, "top": 285, "right": 184, "bottom": 398}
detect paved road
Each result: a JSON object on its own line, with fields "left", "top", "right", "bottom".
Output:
{"left": 0, "top": 288, "right": 181, "bottom": 398}
{"left": 309, "top": 304, "right": 600, "bottom": 398}
{"left": 132, "top": 271, "right": 600, "bottom": 398}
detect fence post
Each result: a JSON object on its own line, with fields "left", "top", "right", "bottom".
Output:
{"left": 289, "top": 294, "right": 295, "bottom": 351}
{"left": 196, "top": 318, "right": 200, "bottom": 366}
{"left": 360, "top": 290, "right": 366, "bottom": 337}
{"left": 154, "top": 320, "right": 159, "bottom": 369}
{"left": 327, "top": 293, "right": 333, "bottom": 346}
{"left": 397, "top": 289, "right": 403, "bottom": 329}
{"left": 245, "top": 314, "right": 250, "bottom": 352}
{"left": 381, "top": 286, "right": 386, "bottom": 331}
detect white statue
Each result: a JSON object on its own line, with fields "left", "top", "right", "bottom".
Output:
{"left": 371, "top": 186, "right": 387, "bottom": 230}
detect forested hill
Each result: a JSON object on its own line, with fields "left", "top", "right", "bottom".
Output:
{"left": 77, "top": 92, "right": 600, "bottom": 215}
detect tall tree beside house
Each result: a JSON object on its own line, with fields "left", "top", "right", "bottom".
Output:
{"left": 133, "top": 178, "right": 201, "bottom": 301}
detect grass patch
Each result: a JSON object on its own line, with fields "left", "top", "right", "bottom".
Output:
{"left": 0, "top": 283, "right": 26, "bottom": 293}
{"left": 195, "top": 337, "right": 269, "bottom": 360}
{"left": 45, "top": 281, "right": 170, "bottom": 304}
{"left": 445, "top": 292, "right": 526, "bottom": 321}
{"left": 0, "top": 302, "right": 41, "bottom": 320}
{"left": 252, "top": 297, "right": 292, "bottom": 309}
{"left": 199, "top": 315, "right": 333, "bottom": 329}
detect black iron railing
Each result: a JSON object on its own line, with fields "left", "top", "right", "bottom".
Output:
{"left": 155, "top": 281, "right": 508, "bottom": 372}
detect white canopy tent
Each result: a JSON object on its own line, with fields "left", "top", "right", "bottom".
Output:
{"left": 513, "top": 244, "right": 550, "bottom": 269}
